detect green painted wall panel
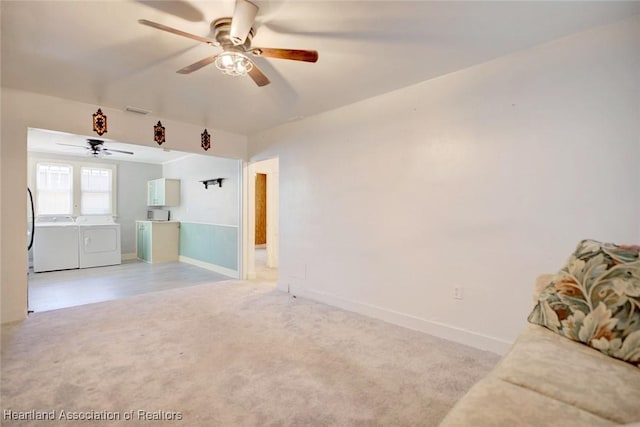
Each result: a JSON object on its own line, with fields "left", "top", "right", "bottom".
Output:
{"left": 179, "top": 223, "right": 238, "bottom": 270}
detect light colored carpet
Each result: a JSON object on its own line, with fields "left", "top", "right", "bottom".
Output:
{"left": 1, "top": 281, "right": 499, "bottom": 426}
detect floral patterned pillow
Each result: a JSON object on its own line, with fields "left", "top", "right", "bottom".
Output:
{"left": 528, "top": 239, "right": 640, "bottom": 367}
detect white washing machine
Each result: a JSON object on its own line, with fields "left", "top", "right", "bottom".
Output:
{"left": 33, "top": 215, "right": 79, "bottom": 273}
{"left": 76, "top": 216, "right": 122, "bottom": 268}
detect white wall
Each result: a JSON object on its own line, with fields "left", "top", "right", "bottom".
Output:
{"left": 162, "top": 155, "right": 240, "bottom": 226}
{"left": 163, "top": 155, "right": 242, "bottom": 277}
{"left": 249, "top": 17, "right": 640, "bottom": 353}
{"left": 1, "top": 90, "right": 247, "bottom": 323}
{"left": 118, "top": 162, "right": 163, "bottom": 256}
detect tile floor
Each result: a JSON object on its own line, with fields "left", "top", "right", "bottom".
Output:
{"left": 28, "top": 259, "right": 232, "bottom": 312}
{"left": 28, "top": 248, "right": 279, "bottom": 313}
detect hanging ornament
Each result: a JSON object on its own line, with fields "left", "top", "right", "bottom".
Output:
{"left": 92, "top": 108, "right": 108, "bottom": 136}
{"left": 201, "top": 129, "right": 211, "bottom": 151}
{"left": 154, "top": 121, "right": 166, "bottom": 145}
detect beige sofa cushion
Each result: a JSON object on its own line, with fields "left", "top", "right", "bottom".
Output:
{"left": 438, "top": 376, "right": 615, "bottom": 427}
{"left": 494, "top": 324, "right": 640, "bottom": 424}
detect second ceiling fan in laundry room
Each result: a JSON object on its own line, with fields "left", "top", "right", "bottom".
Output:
{"left": 139, "top": 0, "right": 319, "bottom": 87}
{"left": 57, "top": 139, "right": 134, "bottom": 157}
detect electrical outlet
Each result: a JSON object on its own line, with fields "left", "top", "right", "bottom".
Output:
{"left": 453, "top": 286, "right": 463, "bottom": 300}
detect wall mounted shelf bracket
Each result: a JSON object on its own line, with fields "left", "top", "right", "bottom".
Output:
{"left": 200, "top": 178, "right": 224, "bottom": 189}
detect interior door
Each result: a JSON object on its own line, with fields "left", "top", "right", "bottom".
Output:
{"left": 255, "top": 173, "right": 267, "bottom": 245}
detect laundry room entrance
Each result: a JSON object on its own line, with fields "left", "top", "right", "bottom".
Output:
{"left": 246, "top": 157, "right": 279, "bottom": 282}
{"left": 27, "top": 127, "right": 243, "bottom": 312}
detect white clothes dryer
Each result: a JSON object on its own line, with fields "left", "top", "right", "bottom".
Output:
{"left": 76, "top": 216, "right": 121, "bottom": 268}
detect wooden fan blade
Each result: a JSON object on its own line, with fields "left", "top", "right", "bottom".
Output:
{"left": 230, "top": 0, "right": 258, "bottom": 46}
{"left": 250, "top": 48, "right": 318, "bottom": 63}
{"left": 138, "top": 19, "right": 219, "bottom": 46}
{"left": 247, "top": 62, "right": 270, "bottom": 87}
{"left": 177, "top": 55, "right": 218, "bottom": 74}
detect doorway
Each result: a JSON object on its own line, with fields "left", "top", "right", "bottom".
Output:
{"left": 248, "top": 158, "right": 279, "bottom": 282}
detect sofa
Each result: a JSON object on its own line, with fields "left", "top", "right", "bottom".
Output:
{"left": 440, "top": 249, "right": 640, "bottom": 427}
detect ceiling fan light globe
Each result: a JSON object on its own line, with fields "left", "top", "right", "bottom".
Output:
{"left": 215, "top": 52, "right": 253, "bottom": 77}
{"left": 237, "top": 62, "right": 248, "bottom": 73}
{"left": 220, "top": 54, "right": 234, "bottom": 67}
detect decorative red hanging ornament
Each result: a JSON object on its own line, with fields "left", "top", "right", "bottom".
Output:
{"left": 154, "top": 121, "right": 166, "bottom": 145}
{"left": 92, "top": 108, "right": 107, "bottom": 136}
{"left": 201, "top": 129, "right": 211, "bottom": 151}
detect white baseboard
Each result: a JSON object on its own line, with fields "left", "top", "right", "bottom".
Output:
{"left": 293, "top": 286, "right": 512, "bottom": 356}
{"left": 179, "top": 256, "right": 239, "bottom": 279}
{"left": 122, "top": 253, "right": 138, "bottom": 261}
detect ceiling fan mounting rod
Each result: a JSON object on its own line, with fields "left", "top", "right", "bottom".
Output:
{"left": 212, "top": 17, "right": 254, "bottom": 50}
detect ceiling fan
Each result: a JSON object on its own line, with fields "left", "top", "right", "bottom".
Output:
{"left": 138, "top": 0, "right": 318, "bottom": 87}
{"left": 57, "top": 139, "right": 134, "bottom": 157}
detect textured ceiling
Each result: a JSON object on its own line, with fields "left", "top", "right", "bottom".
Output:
{"left": 2, "top": 1, "right": 639, "bottom": 135}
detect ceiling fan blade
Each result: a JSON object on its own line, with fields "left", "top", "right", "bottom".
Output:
{"left": 247, "top": 62, "right": 270, "bottom": 87}
{"left": 138, "top": 19, "right": 219, "bottom": 46}
{"left": 103, "top": 148, "right": 134, "bottom": 155}
{"left": 56, "top": 143, "right": 88, "bottom": 149}
{"left": 250, "top": 48, "right": 318, "bottom": 63}
{"left": 176, "top": 55, "right": 218, "bottom": 74}
{"left": 230, "top": 0, "right": 258, "bottom": 46}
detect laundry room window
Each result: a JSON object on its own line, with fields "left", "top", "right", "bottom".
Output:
{"left": 81, "top": 167, "right": 112, "bottom": 215}
{"left": 36, "top": 163, "right": 73, "bottom": 215}
{"left": 32, "top": 158, "right": 117, "bottom": 217}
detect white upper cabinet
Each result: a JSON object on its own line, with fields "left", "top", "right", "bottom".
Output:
{"left": 147, "top": 178, "right": 180, "bottom": 206}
